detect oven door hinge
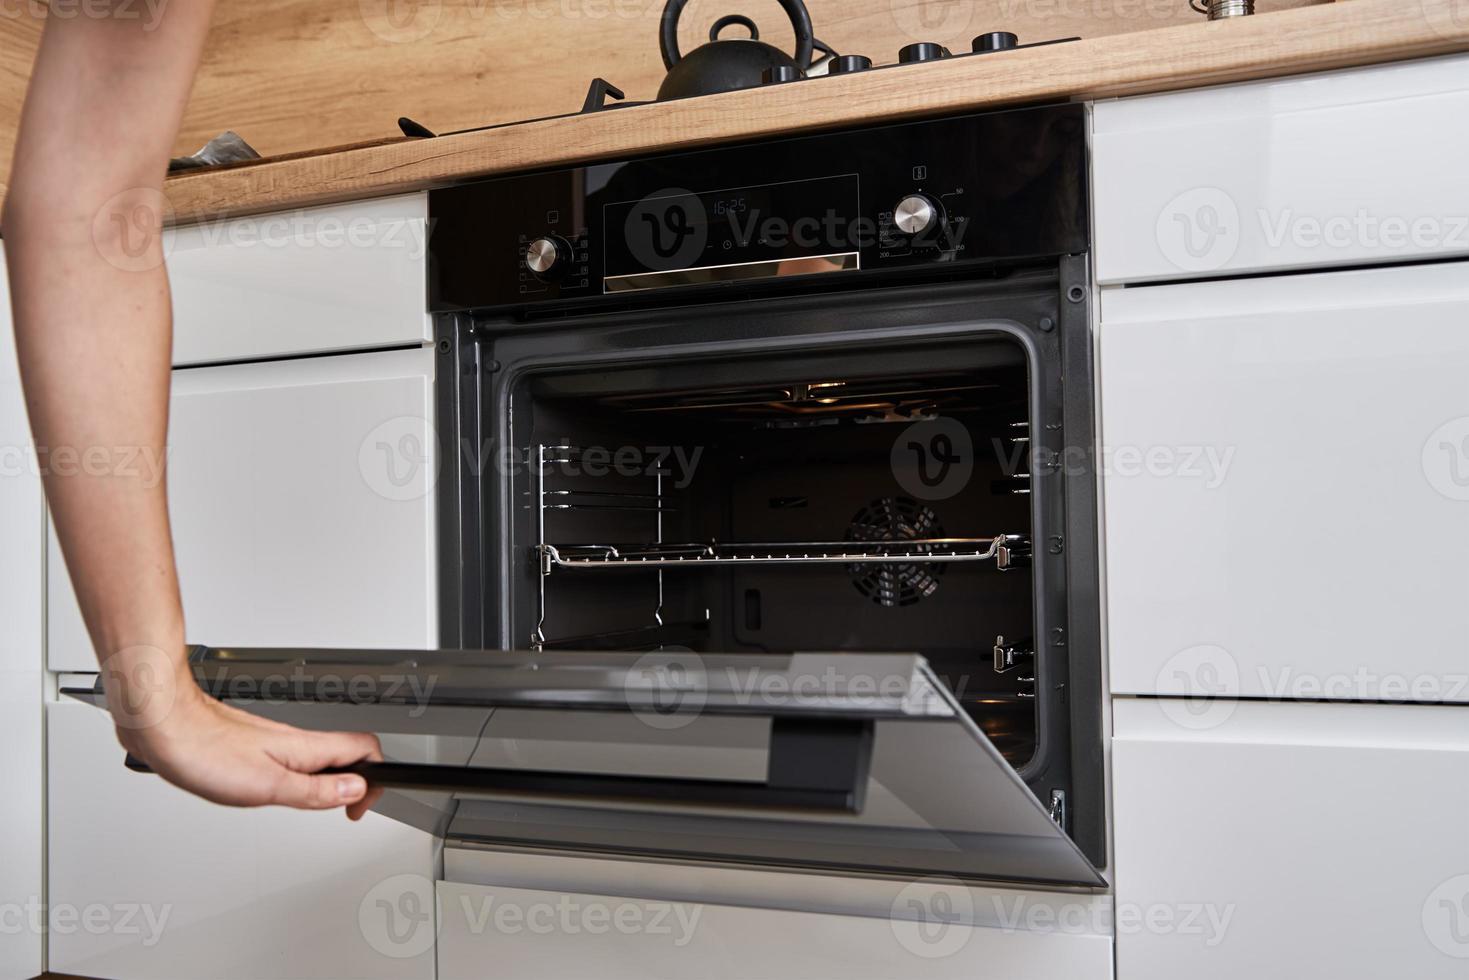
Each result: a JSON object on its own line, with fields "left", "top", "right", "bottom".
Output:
{"left": 1048, "top": 789, "right": 1068, "bottom": 829}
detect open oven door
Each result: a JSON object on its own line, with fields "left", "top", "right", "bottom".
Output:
{"left": 64, "top": 645, "right": 1103, "bottom": 887}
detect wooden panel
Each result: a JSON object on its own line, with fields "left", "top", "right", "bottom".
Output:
{"left": 0, "top": 0, "right": 1321, "bottom": 201}
{"left": 0, "top": 14, "right": 42, "bottom": 202}
{"left": 153, "top": 0, "right": 1465, "bottom": 224}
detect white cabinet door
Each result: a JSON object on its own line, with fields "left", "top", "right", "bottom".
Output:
{"left": 0, "top": 247, "right": 45, "bottom": 979}
{"left": 1094, "top": 54, "right": 1469, "bottom": 283}
{"left": 48, "top": 700, "right": 438, "bottom": 980}
{"left": 1113, "top": 698, "right": 1469, "bottom": 980}
{"left": 46, "top": 346, "right": 439, "bottom": 980}
{"left": 437, "top": 877, "right": 1114, "bottom": 980}
{"left": 167, "top": 194, "right": 431, "bottom": 366}
{"left": 1100, "top": 262, "right": 1469, "bottom": 703}
{"left": 49, "top": 346, "right": 439, "bottom": 669}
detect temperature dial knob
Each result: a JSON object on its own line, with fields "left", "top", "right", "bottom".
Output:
{"left": 893, "top": 194, "right": 940, "bottom": 235}
{"left": 525, "top": 235, "right": 571, "bottom": 278}
{"left": 898, "top": 42, "right": 949, "bottom": 64}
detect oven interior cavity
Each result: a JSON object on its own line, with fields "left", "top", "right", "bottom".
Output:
{"left": 510, "top": 338, "right": 1040, "bottom": 767}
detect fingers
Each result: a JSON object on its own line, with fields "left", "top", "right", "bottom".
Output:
{"left": 270, "top": 769, "right": 372, "bottom": 811}
{"left": 269, "top": 728, "right": 384, "bottom": 815}
{"left": 275, "top": 727, "right": 383, "bottom": 771}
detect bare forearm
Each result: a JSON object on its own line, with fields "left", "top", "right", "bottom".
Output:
{"left": 3, "top": 4, "right": 214, "bottom": 705}
{"left": 3, "top": 3, "right": 382, "bottom": 816}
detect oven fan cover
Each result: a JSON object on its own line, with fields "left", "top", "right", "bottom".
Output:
{"left": 845, "top": 496, "right": 945, "bottom": 607}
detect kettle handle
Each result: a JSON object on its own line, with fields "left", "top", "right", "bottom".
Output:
{"left": 659, "top": 0, "right": 815, "bottom": 71}
{"left": 708, "top": 14, "right": 758, "bottom": 42}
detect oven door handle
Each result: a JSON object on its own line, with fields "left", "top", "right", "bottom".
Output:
{"left": 121, "top": 715, "right": 874, "bottom": 814}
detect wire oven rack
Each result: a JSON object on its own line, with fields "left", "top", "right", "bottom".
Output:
{"left": 537, "top": 537, "right": 1026, "bottom": 573}
{"left": 527, "top": 443, "right": 1028, "bottom": 649}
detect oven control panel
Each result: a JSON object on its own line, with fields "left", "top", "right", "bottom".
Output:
{"left": 429, "top": 102, "right": 1087, "bottom": 312}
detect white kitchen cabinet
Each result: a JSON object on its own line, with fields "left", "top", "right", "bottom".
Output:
{"left": 47, "top": 699, "right": 438, "bottom": 980}
{"left": 168, "top": 194, "right": 430, "bottom": 365}
{"left": 1094, "top": 53, "right": 1469, "bottom": 283}
{"left": 0, "top": 248, "right": 45, "bottom": 980}
{"left": 49, "top": 346, "right": 439, "bottom": 670}
{"left": 1100, "top": 261, "right": 1469, "bottom": 703}
{"left": 1112, "top": 698, "right": 1469, "bottom": 980}
{"left": 47, "top": 346, "right": 439, "bottom": 979}
{"left": 438, "top": 850, "right": 1114, "bottom": 980}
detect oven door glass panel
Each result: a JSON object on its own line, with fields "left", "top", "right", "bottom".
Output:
{"left": 64, "top": 645, "right": 1102, "bottom": 887}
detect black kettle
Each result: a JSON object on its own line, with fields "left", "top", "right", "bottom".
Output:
{"left": 657, "top": 0, "right": 815, "bottom": 101}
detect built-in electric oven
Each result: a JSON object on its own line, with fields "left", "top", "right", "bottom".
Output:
{"left": 75, "top": 101, "right": 1105, "bottom": 887}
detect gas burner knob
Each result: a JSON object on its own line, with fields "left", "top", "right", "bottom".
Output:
{"left": 893, "top": 193, "right": 941, "bottom": 235}
{"left": 898, "top": 42, "right": 949, "bottom": 64}
{"left": 828, "top": 54, "right": 873, "bottom": 74}
{"left": 973, "top": 31, "right": 1019, "bottom": 52}
{"left": 762, "top": 65, "right": 801, "bottom": 84}
{"left": 525, "top": 235, "right": 571, "bottom": 278}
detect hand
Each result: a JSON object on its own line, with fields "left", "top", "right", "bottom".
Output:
{"left": 108, "top": 655, "right": 385, "bottom": 821}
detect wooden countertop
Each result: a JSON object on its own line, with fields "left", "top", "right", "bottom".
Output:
{"left": 164, "top": 0, "right": 1469, "bottom": 224}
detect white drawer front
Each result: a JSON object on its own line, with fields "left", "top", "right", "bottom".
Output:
{"left": 47, "top": 700, "right": 436, "bottom": 980}
{"left": 1094, "top": 54, "right": 1469, "bottom": 283}
{"left": 47, "top": 347, "right": 437, "bottom": 670}
{"left": 1100, "top": 262, "right": 1469, "bottom": 702}
{"left": 436, "top": 879, "right": 1112, "bottom": 980}
{"left": 1113, "top": 699, "right": 1469, "bottom": 980}
{"left": 168, "top": 194, "right": 429, "bottom": 365}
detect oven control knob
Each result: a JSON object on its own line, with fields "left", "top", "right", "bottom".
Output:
{"left": 828, "top": 54, "right": 873, "bottom": 74}
{"left": 898, "top": 42, "right": 949, "bottom": 64}
{"left": 893, "top": 194, "right": 941, "bottom": 235}
{"left": 525, "top": 235, "right": 571, "bottom": 277}
{"left": 973, "top": 31, "right": 1019, "bottom": 53}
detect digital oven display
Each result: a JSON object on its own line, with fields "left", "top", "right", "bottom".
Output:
{"left": 602, "top": 174, "right": 861, "bottom": 293}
